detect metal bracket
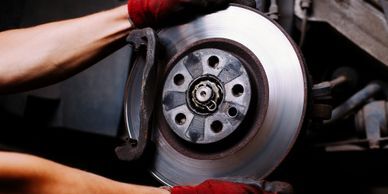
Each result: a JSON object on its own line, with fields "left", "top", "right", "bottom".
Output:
{"left": 355, "top": 101, "right": 388, "bottom": 149}
{"left": 115, "top": 28, "right": 159, "bottom": 161}
{"left": 381, "top": 0, "right": 388, "bottom": 24}
{"left": 295, "top": 0, "right": 388, "bottom": 66}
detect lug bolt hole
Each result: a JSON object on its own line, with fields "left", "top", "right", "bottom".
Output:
{"left": 174, "top": 74, "right": 185, "bottom": 86}
{"left": 228, "top": 107, "right": 238, "bottom": 117}
{"left": 175, "top": 113, "right": 186, "bottom": 125}
{"left": 208, "top": 56, "right": 219, "bottom": 68}
{"left": 232, "top": 84, "right": 244, "bottom": 97}
{"left": 211, "top": 120, "right": 223, "bottom": 133}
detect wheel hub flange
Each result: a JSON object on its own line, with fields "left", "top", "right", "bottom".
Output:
{"left": 162, "top": 48, "right": 252, "bottom": 144}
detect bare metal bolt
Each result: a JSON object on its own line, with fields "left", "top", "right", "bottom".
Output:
{"left": 300, "top": 0, "right": 312, "bottom": 9}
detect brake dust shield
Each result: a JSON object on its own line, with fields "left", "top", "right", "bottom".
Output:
{"left": 141, "top": 5, "right": 307, "bottom": 186}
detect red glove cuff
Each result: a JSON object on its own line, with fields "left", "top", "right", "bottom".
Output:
{"left": 128, "top": 0, "right": 172, "bottom": 28}
{"left": 171, "top": 180, "right": 274, "bottom": 194}
{"left": 128, "top": 0, "right": 147, "bottom": 28}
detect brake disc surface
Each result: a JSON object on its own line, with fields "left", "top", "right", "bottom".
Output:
{"left": 149, "top": 5, "right": 308, "bottom": 185}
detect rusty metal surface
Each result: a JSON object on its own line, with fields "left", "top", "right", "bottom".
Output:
{"left": 295, "top": 0, "right": 388, "bottom": 67}
{"left": 382, "top": 0, "right": 388, "bottom": 23}
{"left": 355, "top": 101, "right": 388, "bottom": 149}
{"left": 115, "top": 28, "right": 159, "bottom": 161}
{"left": 323, "top": 100, "right": 388, "bottom": 151}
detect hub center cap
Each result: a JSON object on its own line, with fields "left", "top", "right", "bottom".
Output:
{"left": 188, "top": 76, "right": 224, "bottom": 115}
{"left": 196, "top": 85, "right": 212, "bottom": 102}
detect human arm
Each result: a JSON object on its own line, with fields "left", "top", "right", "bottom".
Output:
{"left": 0, "top": 151, "right": 291, "bottom": 194}
{"left": 0, "top": 0, "right": 232, "bottom": 94}
{"left": 0, "top": 152, "right": 169, "bottom": 194}
{"left": 0, "top": 5, "right": 132, "bottom": 94}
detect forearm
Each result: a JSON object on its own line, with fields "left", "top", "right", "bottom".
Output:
{"left": 0, "top": 152, "right": 168, "bottom": 194}
{"left": 0, "top": 5, "right": 133, "bottom": 93}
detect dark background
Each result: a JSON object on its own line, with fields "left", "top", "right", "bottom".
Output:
{"left": 0, "top": 0, "right": 130, "bottom": 137}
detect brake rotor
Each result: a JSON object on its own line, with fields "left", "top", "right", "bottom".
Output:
{"left": 150, "top": 5, "right": 308, "bottom": 185}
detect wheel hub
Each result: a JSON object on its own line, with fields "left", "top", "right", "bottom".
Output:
{"left": 162, "top": 48, "right": 252, "bottom": 144}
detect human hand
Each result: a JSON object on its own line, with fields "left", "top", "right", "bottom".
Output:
{"left": 164, "top": 179, "right": 292, "bottom": 194}
{"left": 127, "top": 0, "right": 230, "bottom": 28}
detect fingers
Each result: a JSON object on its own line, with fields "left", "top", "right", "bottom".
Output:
{"left": 128, "top": 0, "right": 231, "bottom": 28}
